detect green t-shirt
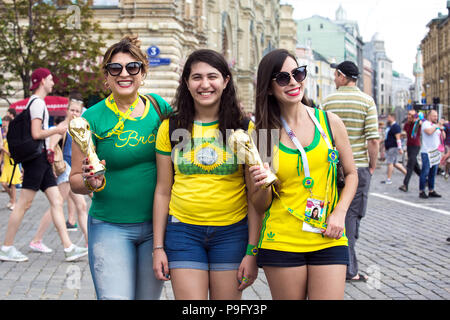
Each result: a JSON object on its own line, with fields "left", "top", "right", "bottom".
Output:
{"left": 82, "top": 93, "right": 172, "bottom": 223}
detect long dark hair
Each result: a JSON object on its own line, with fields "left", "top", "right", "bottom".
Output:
{"left": 254, "top": 49, "right": 312, "bottom": 149}
{"left": 170, "top": 49, "right": 244, "bottom": 142}
{"left": 255, "top": 49, "right": 311, "bottom": 134}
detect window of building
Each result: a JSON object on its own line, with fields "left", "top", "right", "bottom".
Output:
{"left": 307, "top": 25, "right": 311, "bottom": 31}
{"left": 381, "top": 84, "right": 384, "bottom": 92}
{"left": 320, "top": 24, "right": 323, "bottom": 29}
{"left": 315, "top": 66, "right": 319, "bottom": 74}
{"left": 381, "top": 95, "right": 384, "bottom": 105}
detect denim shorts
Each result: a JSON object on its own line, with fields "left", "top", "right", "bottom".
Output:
{"left": 257, "top": 246, "right": 349, "bottom": 268}
{"left": 56, "top": 161, "right": 70, "bottom": 185}
{"left": 164, "top": 215, "right": 248, "bottom": 271}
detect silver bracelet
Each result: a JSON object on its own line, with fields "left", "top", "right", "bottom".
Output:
{"left": 153, "top": 245, "right": 164, "bottom": 252}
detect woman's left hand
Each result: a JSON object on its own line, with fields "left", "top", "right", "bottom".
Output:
{"left": 321, "top": 208, "right": 346, "bottom": 240}
{"left": 237, "top": 255, "right": 258, "bottom": 291}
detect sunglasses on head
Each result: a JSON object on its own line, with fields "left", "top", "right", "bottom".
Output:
{"left": 272, "top": 66, "right": 307, "bottom": 87}
{"left": 105, "top": 61, "right": 143, "bottom": 76}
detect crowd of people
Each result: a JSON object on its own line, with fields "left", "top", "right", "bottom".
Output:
{"left": 0, "top": 35, "right": 447, "bottom": 300}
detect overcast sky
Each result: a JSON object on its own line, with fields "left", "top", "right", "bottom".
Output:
{"left": 281, "top": 0, "right": 447, "bottom": 80}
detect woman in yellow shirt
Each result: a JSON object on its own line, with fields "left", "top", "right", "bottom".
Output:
{"left": 248, "top": 49, "right": 358, "bottom": 299}
{"left": 153, "top": 49, "right": 261, "bottom": 299}
{"left": 0, "top": 116, "right": 22, "bottom": 210}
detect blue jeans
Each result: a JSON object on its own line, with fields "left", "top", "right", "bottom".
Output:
{"left": 164, "top": 216, "right": 248, "bottom": 271}
{"left": 88, "top": 215, "right": 163, "bottom": 300}
{"left": 419, "top": 152, "right": 438, "bottom": 191}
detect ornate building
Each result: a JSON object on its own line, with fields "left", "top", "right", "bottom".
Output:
{"left": 92, "top": 0, "right": 295, "bottom": 112}
{"left": 421, "top": 1, "right": 450, "bottom": 118}
{"left": 1, "top": 0, "right": 296, "bottom": 113}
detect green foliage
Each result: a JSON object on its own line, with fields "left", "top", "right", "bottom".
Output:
{"left": 0, "top": 0, "right": 112, "bottom": 104}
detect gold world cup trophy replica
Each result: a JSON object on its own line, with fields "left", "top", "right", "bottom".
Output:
{"left": 68, "top": 117, "right": 106, "bottom": 175}
{"left": 228, "top": 129, "right": 277, "bottom": 188}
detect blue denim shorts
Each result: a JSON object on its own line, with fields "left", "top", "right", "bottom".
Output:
{"left": 164, "top": 216, "right": 248, "bottom": 271}
{"left": 257, "top": 246, "right": 349, "bottom": 267}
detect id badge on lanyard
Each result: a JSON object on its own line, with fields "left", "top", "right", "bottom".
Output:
{"left": 280, "top": 109, "right": 335, "bottom": 233}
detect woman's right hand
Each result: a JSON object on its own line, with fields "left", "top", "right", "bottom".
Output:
{"left": 248, "top": 163, "right": 270, "bottom": 189}
{"left": 153, "top": 249, "right": 170, "bottom": 281}
{"left": 82, "top": 157, "right": 105, "bottom": 189}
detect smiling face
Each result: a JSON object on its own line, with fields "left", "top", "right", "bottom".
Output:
{"left": 270, "top": 56, "right": 304, "bottom": 106}
{"left": 105, "top": 52, "right": 144, "bottom": 99}
{"left": 186, "top": 61, "right": 229, "bottom": 110}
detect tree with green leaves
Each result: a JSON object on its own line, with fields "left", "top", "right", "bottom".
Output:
{"left": 0, "top": 0, "right": 112, "bottom": 104}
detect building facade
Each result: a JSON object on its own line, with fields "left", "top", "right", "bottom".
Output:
{"left": 363, "top": 33, "right": 393, "bottom": 115}
{"left": 421, "top": 1, "right": 450, "bottom": 118}
{"left": 412, "top": 46, "right": 425, "bottom": 104}
{"left": 1, "top": 0, "right": 297, "bottom": 113}
{"left": 295, "top": 5, "right": 364, "bottom": 91}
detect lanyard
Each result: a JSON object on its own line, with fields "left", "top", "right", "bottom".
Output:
{"left": 278, "top": 107, "right": 339, "bottom": 230}
{"left": 94, "top": 93, "right": 141, "bottom": 140}
{"left": 280, "top": 107, "right": 332, "bottom": 189}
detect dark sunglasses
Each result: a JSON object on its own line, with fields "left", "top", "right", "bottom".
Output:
{"left": 272, "top": 66, "right": 307, "bottom": 87}
{"left": 105, "top": 61, "right": 143, "bottom": 76}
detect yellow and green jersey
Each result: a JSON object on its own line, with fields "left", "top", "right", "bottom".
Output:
{"left": 259, "top": 108, "right": 348, "bottom": 252}
{"left": 83, "top": 93, "right": 172, "bottom": 223}
{"left": 156, "top": 119, "right": 254, "bottom": 226}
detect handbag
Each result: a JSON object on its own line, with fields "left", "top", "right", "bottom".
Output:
{"left": 324, "top": 112, "right": 345, "bottom": 194}
{"left": 52, "top": 133, "right": 67, "bottom": 176}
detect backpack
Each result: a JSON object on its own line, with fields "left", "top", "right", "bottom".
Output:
{"left": 7, "top": 98, "right": 45, "bottom": 164}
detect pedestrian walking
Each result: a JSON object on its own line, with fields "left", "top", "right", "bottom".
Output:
{"left": 29, "top": 93, "right": 89, "bottom": 253}
{"left": 70, "top": 35, "right": 172, "bottom": 300}
{"left": 248, "top": 49, "right": 358, "bottom": 300}
{"left": 399, "top": 109, "right": 422, "bottom": 192}
{"left": 323, "top": 60, "right": 380, "bottom": 282}
{"left": 0, "top": 116, "right": 22, "bottom": 210}
{"left": 419, "top": 110, "right": 444, "bottom": 198}
{"left": 441, "top": 118, "right": 450, "bottom": 179}
{"left": 381, "top": 113, "right": 407, "bottom": 184}
{"left": 0, "top": 67, "right": 88, "bottom": 262}
{"left": 152, "top": 49, "right": 260, "bottom": 300}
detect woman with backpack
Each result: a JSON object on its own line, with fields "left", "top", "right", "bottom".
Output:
{"left": 152, "top": 49, "right": 261, "bottom": 300}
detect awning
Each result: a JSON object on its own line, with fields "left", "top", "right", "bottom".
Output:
{"left": 10, "top": 96, "right": 68, "bottom": 117}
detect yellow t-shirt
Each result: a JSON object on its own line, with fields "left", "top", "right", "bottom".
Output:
{"left": 0, "top": 140, "right": 22, "bottom": 185}
{"left": 156, "top": 119, "right": 254, "bottom": 226}
{"left": 258, "top": 109, "right": 348, "bottom": 252}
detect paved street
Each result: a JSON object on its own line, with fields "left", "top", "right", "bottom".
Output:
{"left": 0, "top": 163, "right": 448, "bottom": 300}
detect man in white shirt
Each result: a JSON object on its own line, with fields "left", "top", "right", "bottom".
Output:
{"left": 0, "top": 68, "right": 88, "bottom": 262}
{"left": 419, "top": 110, "right": 445, "bottom": 198}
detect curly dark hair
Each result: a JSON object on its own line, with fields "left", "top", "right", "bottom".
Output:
{"left": 170, "top": 49, "right": 245, "bottom": 143}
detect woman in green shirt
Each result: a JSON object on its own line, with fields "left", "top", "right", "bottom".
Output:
{"left": 70, "top": 36, "right": 171, "bottom": 300}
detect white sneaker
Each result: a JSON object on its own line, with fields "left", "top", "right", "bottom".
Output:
{"left": 0, "top": 246, "right": 29, "bottom": 262}
{"left": 64, "top": 245, "right": 88, "bottom": 262}
{"left": 29, "top": 241, "right": 53, "bottom": 253}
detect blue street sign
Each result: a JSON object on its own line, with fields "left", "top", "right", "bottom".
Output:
{"left": 147, "top": 46, "right": 160, "bottom": 57}
{"left": 421, "top": 97, "right": 427, "bottom": 104}
{"left": 149, "top": 57, "right": 171, "bottom": 67}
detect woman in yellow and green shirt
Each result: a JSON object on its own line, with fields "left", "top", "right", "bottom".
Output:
{"left": 153, "top": 49, "right": 261, "bottom": 300}
{"left": 248, "top": 49, "right": 358, "bottom": 300}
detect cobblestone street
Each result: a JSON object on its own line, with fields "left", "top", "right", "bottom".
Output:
{"left": 0, "top": 164, "right": 448, "bottom": 300}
